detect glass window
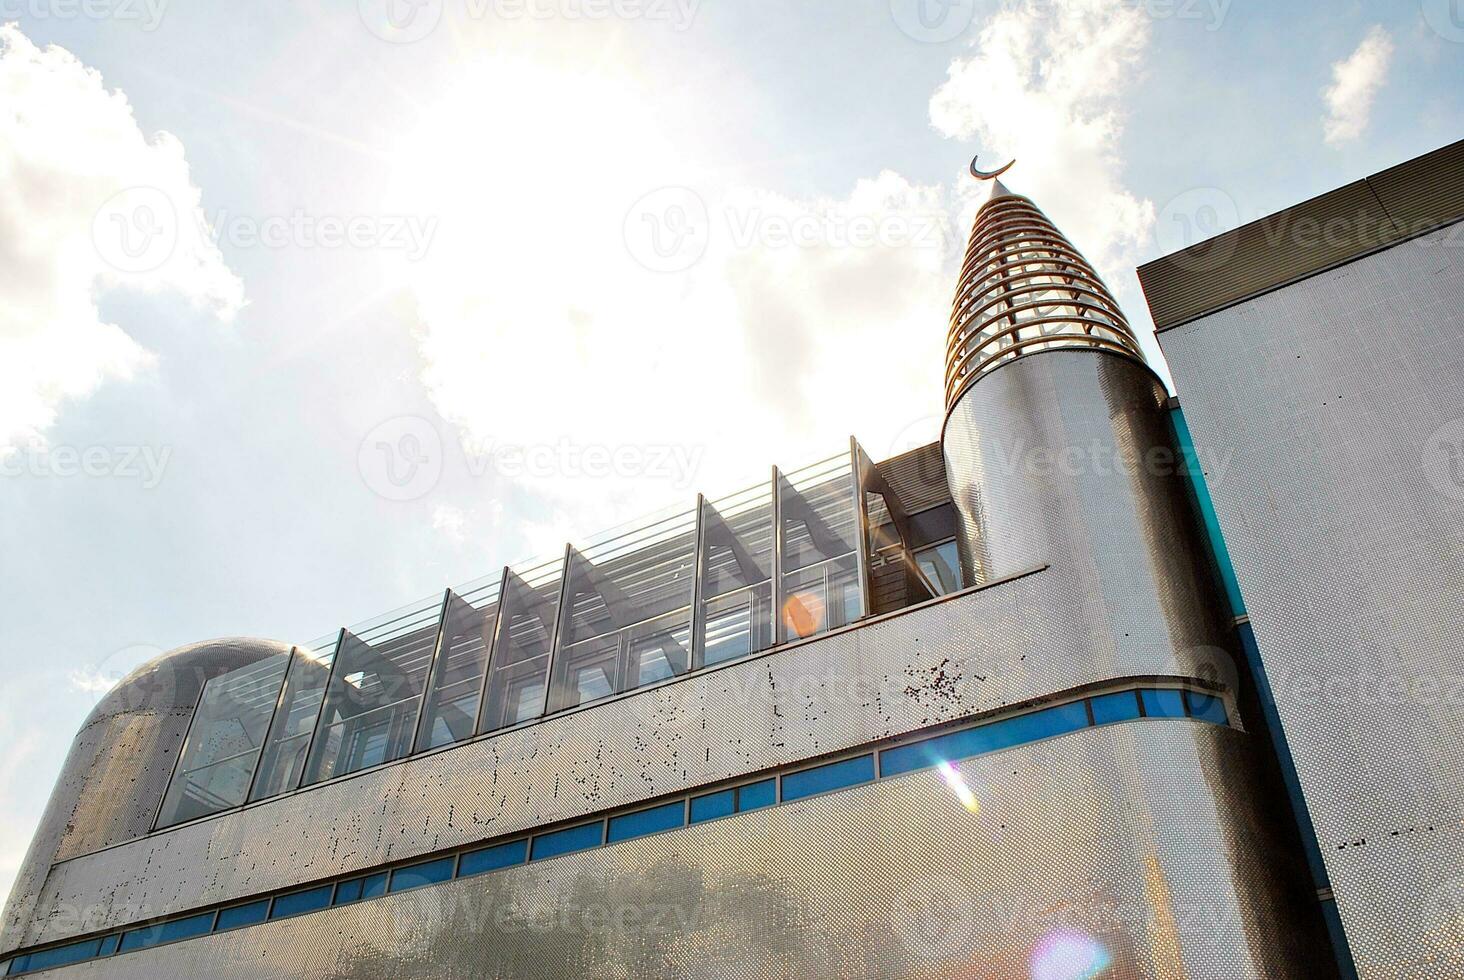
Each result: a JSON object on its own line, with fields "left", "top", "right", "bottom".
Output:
{"left": 914, "top": 540, "right": 963, "bottom": 595}
{"left": 119, "top": 912, "right": 214, "bottom": 952}
{"left": 1090, "top": 691, "right": 1141, "bottom": 726}
{"left": 250, "top": 638, "right": 339, "bottom": 802}
{"left": 1185, "top": 690, "right": 1229, "bottom": 725}
{"left": 781, "top": 755, "right": 875, "bottom": 802}
{"left": 215, "top": 900, "right": 270, "bottom": 931}
{"left": 269, "top": 885, "right": 333, "bottom": 919}
{"left": 361, "top": 873, "right": 388, "bottom": 900}
{"left": 779, "top": 457, "right": 864, "bottom": 640}
{"left": 479, "top": 560, "right": 562, "bottom": 733}
{"left": 390, "top": 857, "right": 455, "bottom": 892}
{"left": 333, "top": 877, "right": 366, "bottom": 906}
{"left": 530, "top": 822, "right": 603, "bottom": 861}
{"left": 417, "top": 583, "right": 499, "bottom": 751}
{"left": 607, "top": 801, "right": 685, "bottom": 844}
{"left": 97, "top": 936, "right": 119, "bottom": 957}
{"left": 15, "top": 939, "right": 101, "bottom": 971}
{"left": 549, "top": 508, "right": 698, "bottom": 713}
{"left": 737, "top": 778, "right": 776, "bottom": 811}
{"left": 689, "top": 789, "right": 735, "bottom": 824}
{"left": 1141, "top": 689, "right": 1187, "bottom": 719}
{"left": 156, "top": 653, "right": 290, "bottom": 829}
{"left": 697, "top": 484, "right": 775, "bottom": 667}
{"left": 880, "top": 703, "right": 1090, "bottom": 777}
{"left": 304, "top": 595, "right": 445, "bottom": 786}
{"left": 458, "top": 839, "right": 528, "bottom": 877}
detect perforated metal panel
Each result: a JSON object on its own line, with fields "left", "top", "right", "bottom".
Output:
{"left": 20, "top": 723, "right": 1327, "bottom": 980}
{"left": 13, "top": 559, "right": 1253, "bottom": 951}
{"left": 1158, "top": 223, "right": 1464, "bottom": 979}
{"left": 0, "top": 639, "right": 290, "bottom": 955}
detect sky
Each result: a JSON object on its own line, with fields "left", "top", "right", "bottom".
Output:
{"left": 0, "top": 0, "right": 1460, "bottom": 904}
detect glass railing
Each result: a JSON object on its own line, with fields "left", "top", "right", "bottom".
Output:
{"left": 155, "top": 442, "right": 923, "bottom": 830}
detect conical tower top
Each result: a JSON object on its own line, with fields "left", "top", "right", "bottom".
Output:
{"left": 945, "top": 157, "right": 1143, "bottom": 411}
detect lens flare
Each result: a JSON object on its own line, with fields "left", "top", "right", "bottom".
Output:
{"left": 782, "top": 592, "right": 826, "bottom": 639}
{"left": 937, "top": 761, "right": 980, "bottom": 815}
{"left": 1030, "top": 929, "right": 1111, "bottom": 980}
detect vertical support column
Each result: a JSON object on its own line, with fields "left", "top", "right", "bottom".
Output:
{"left": 689, "top": 492, "right": 709, "bottom": 671}
{"left": 295, "top": 628, "right": 346, "bottom": 791}
{"left": 540, "top": 543, "right": 576, "bottom": 719}
{"left": 472, "top": 565, "right": 513, "bottom": 735}
{"left": 849, "top": 435, "right": 873, "bottom": 620}
{"left": 410, "top": 588, "right": 455, "bottom": 754}
{"left": 771, "top": 465, "right": 786, "bottom": 645}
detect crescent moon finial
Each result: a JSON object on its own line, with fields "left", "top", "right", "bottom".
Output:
{"left": 970, "top": 155, "right": 1015, "bottom": 180}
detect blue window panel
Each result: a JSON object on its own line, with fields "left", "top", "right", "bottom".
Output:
{"left": 1142, "top": 689, "right": 1187, "bottom": 719}
{"left": 97, "top": 935, "right": 120, "bottom": 957}
{"left": 390, "top": 857, "right": 456, "bottom": 893}
{"left": 6, "top": 956, "right": 25, "bottom": 975}
{"left": 881, "top": 703, "right": 1089, "bottom": 777}
{"left": 1090, "top": 691, "right": 1141, "bottom": 726}
{"left": 216, "top": 900, "right": 270, "bottom": 931}
{"left": 781, "top": 755, "right": 875, "bottom": 802}
{"left": 270, "top": 885, "right": 334, "bottom": 919}
{"left": 607, "top": 802, "right": 684, "bottom": 844}
{"left": 531, "top": 822, "right": 603, "bottom": 861}
{"left": 15, "top": 939, "right": 101, "bottom": 971}
{"left": 120, "top": 912, "right": 214, "bottom": 952}
{"left": 689, "top": 789, "right": 735, "bottom": 824}
{"left": 737, "top": 779, "right": 776, "bottom": 811}
{"left": 1186, "top": 691, "right": 1229, "bottom": 725}
{"left": 361, "top": 872, "right": 389, "bottom": 899}
{"left": 459, "top": 840, "right": 528, "bottom": 877}
{"left": 333, "top": 878, "right": 365, "bottom": 905}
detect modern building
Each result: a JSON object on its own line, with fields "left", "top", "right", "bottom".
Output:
{"left": 1, "top": 140, "right": 1458, "bottom": 979}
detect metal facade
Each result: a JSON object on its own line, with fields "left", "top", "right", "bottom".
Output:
{"left": 19, "top": 723, "right": 1323, "bottom": 980}
{"left": 0, "top": 640, "right": 290, "bottom": 956}
{"left": 6, "top": 567, "right": 1254, "bottom": 952}
{"left": 1158, "top": 223, "right": 1464, "bottom": 978}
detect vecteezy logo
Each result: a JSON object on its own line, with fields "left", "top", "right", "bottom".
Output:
{"left": 890, "top": 874, "right": 981, "bottom": 960}
{"left": 1421, "top": 0, "right": 1464, "bottom": 43}
{"left": 1423, "top": 420, "right": 1464, "bottom": 502}
{"left": 888, "top": 0, "right": 977, "bottom": 43}
{"left": 91, "top": 186, "right": 179, "bottom": 274}
{"left": 1156, "top": 187, "right": 1240, "bottom": 273}
{"left": 70, "top": 644, "right": 167, "bottom": 711}
{"left": 359, "top": 0, "right": 444, "bottom": 43}
{"left": 358, "top": 416, "right": 444, "bottom": 501}
{"left": 623, "top": 187, "right": 710, "bottom": 273}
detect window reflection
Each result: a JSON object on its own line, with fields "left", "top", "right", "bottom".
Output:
{"left": 416, "top": 582, "right": 498, "bottom": 751}
{"left": 914, "top": 539, "right": 963, "bottom": 595}
{"left": 548, "top": 508, "right": 697, "bottom": 712}
{"left": 779, "top": 456, "right": 864, "bottom": 640}
{"left": 697, "top": 486, "right": 774, "bottom": 666}
{"left": 303, "top": 596, "right": 444, "bottom": 785}
{"left": 479, "top": 560, "right": 562, "bottom": 733}
{"left": 249, "top": 639, "right": 338, "bottom": 802}
{"left": 155, "top": 654, "right": 290, "bottom": 829}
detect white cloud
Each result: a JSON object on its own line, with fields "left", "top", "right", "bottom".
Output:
{"left": 1322, "top": 26, "right": 1394, "bottom": 146}
{"left": 0, "top": 24, "right": 243, "bottom": 449}
{"left": 387, "top": 58, "right": 953, "bottom": 537}
{"left": 928, "top": 0, "right": 1155, "bottom": 279}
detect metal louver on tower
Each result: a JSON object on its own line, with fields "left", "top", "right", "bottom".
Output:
{"left": 944, "top": 157, "right": 1144, "bottom": 411}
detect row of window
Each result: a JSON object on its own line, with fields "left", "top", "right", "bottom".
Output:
{"left": 7, "top": 684, "right": 1227, "bottom": 977}
{"left": 155, "top": 451, "right": 955, "bottom": 832}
